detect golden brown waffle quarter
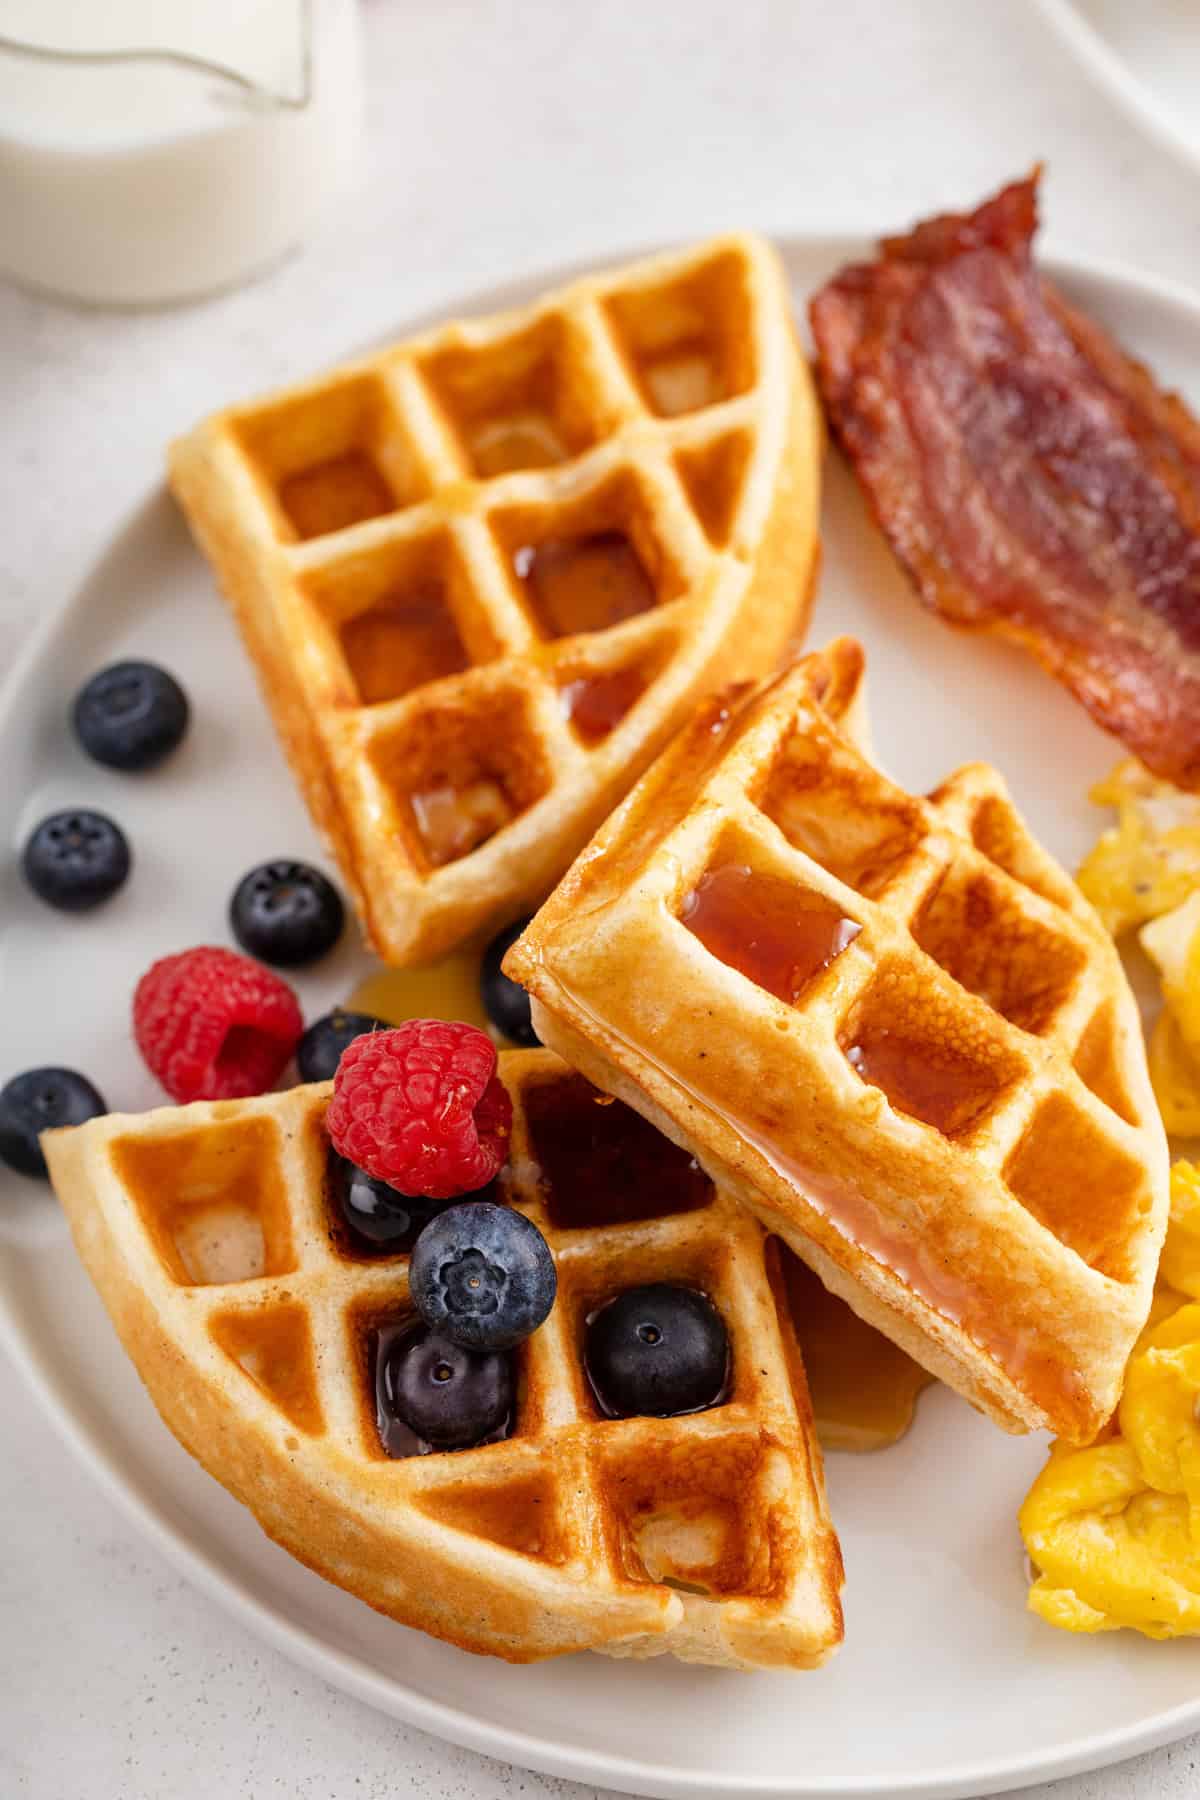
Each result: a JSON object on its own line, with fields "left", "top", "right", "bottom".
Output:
{"left": 507, "top": 640, "right": 1169, "bottom": 1442}
{"left": 44, "top": 1050, "right": 843, "bottom": 1668}
{"left": 169, "top": 236, "right": 820, "bottom": 963}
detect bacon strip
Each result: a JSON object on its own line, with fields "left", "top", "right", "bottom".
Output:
{"left": 810, "top": 173, "right": 1200, "bottom": 789}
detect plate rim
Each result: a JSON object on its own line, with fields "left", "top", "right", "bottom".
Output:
{"left": 5, "top": 231, "right": 1200, "bottom": 1800}
{"left": 1031, "top": 0, "right": 1200, "bottom": 178}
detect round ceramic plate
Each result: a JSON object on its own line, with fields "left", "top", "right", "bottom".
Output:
{"left": 3, "top": 237, "right": 1200, "bottom": 1800}
{"left": 1033, "top": 0, "right": 1200, "bottom": 176}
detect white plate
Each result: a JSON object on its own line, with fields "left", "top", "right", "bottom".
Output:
{"left": 1033, "top": 0, "right": 1200, "bottom": 176}
{"left": 4, "top": 237, "right": 1200, "bottom": 1800}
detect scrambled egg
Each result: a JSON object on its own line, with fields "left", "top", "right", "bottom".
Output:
{"left": 1148, "top": 1014, "right": 1200, "bottom": 1139}
{"left": 1020, "top": 772, "right": 1200, "bottom": 1638}
{"left": 1077, "top": 761, "right": 1200, "bottom": 938}
{"left": 1077, "top": 759, "right": 1200, "bottom": 1131}
{"left": 1020, "top": 1165, "right": 1200, "bottom": 1637}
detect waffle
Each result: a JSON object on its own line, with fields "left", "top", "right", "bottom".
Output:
{"left": 168, "top": 237, "right": 820, "bottom": 965}
{"left": 506, "top": 639, "right": 1170, "bottom": 1442}
{"left": 43, "top": 1049, "right": 843, "bottom": 1669}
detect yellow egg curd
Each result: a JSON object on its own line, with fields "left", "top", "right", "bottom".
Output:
{"left": 1020, "top": 1164, "right": 1200, "bottom": 1637}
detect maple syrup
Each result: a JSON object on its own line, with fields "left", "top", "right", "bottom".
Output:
{"left": 372, "top": 1320, "right": 433, "bottom": 1458}
{"left": 278, "top": 450, "right": 395, "bottom": 541}
{"left": 552, "top": 972, "right": 1056, "bottom": 1414}
{"left": 560, "top": 664, "right": 648, "bottom": 744}
{"left": 680, "top": 862, "right": 860, "bottom": 1006}
{"left": 372, "top": 1319, "right": 513, "bottom": 1459}
{"left": 348, "top": 949, "right": 493, "bottom": 1036}
{"left": 779, "top": 1250, "right": 932, "bottom": 1452}
{"left": 514, "top": 531, "right": 656, "bottom": 638}
{"left": 843, "top": 1025, "right": 996, "bottom": 1137}
{"left": 409, "top": 776, "right": 513, "bottom": 867}
{"left": 326, "top": 1149, "right": 447, "bottom": 1259}
{"left": 737, "top": 1109, "right": 1066, "bottom": 1413}
{"left": 524, "top": 1072, "right": 713, "bottom": 1230}
{"left": 340, "top": 590, "right": 467, "bottom": 706}
{"left": 344, "top": 978, "right": 932, "bottom": 1452}
{"left": 470, "top": 413, "right": 566, "bottom": 477}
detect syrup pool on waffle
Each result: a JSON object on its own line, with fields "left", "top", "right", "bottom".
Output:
{"left": 512, "top": 531, "right": 657, "bottom": 638}
{"left": 681, "top": 861, "right": 861, "bottom": 1006}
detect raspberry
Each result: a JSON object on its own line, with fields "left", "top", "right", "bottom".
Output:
{"left": 326, "top": 1021, "right": 512, "bottom": 1200}
{"left": 133, "top": 946, "right": 303, "bottom": 1103}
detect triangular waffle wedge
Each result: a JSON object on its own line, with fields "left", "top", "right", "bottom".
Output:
{"left": 506, "top": 640, "right": 1170, "bottom": 1442}
{"left": 169, "top": 236, "right": 820, "bottom": 964}
{"left": 43, "top": 1049, "right": 843, "bottom": 1669}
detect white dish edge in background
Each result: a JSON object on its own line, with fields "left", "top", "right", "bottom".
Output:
{"left": 1032, "top": 0, "right": 1200, "bottom": 178}
{"left": 4, "top": 237, "right": 1200, "bottom": 1800}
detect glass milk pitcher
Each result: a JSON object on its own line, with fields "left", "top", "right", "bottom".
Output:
{"left": 0, "top": 0, "right": 364, "bottom": 306}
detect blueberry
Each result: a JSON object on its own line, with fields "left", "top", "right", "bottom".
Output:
{"left": 21, "top": 809, "right": 131, "bottom": 911}
{"left": 0, "top": 1067, "right": 107, "bottom": 1179}
{"left": 585, "top": 1284, "right": 729, "bottom": 1419}
{"left": 410, "top": 1201, "right": 556, "bottom": 1351}
{"left": 377, "top": 1324, "right": 513, "bottom": 1451}
{"left": 72, "top": 660, "right": 189, "bottom": 771}
{"left": 230, "top": 859, "right": 344, "bottom": 967}
{"left": 329, "top": 1151, "right": 443, "bottom": 1254}
{"left": 481, "top": 919, "right": 538, "bottom": 1046}
{"left": 298, "top": 1009, "right": 383, "bottom": 1083}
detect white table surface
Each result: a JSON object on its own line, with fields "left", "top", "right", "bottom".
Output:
{"left": 4, "top": 1, "right": 1200, "bottom": 1795}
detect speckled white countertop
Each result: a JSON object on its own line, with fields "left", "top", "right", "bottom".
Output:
{"left": 4, "top": 2, "right": 1200, "bottom": 1795}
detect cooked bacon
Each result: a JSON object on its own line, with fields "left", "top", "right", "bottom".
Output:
{"left": 810, "top": 172, "right": 1200, "bottom": 789}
